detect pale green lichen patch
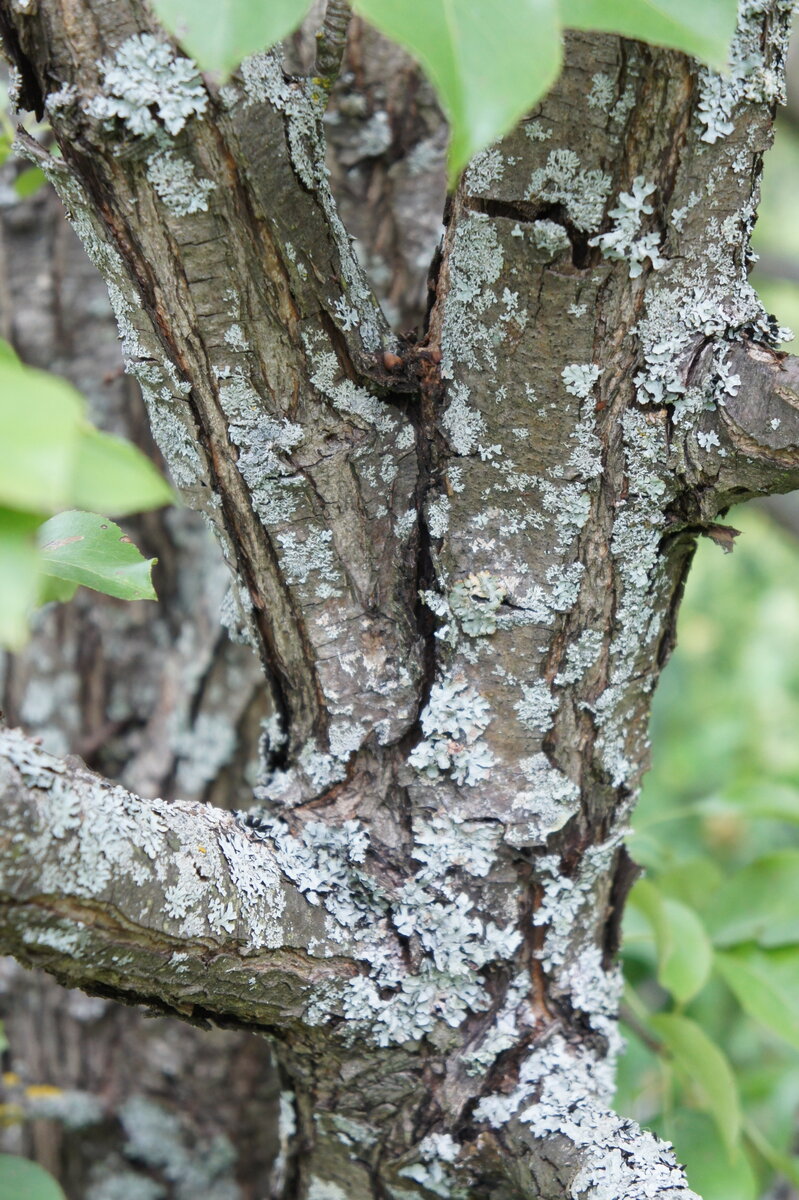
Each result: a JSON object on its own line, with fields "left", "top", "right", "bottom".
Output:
{"left": 245, "top": 805, "right": 520, "bottom": 1047}
{"left": 409, "top": 676, "right": 495, "bottom": 786}
{"left": 506, "top": 753, "right": 580, "bottom": 845}
{"left": 87, "top": 35, "right": 207, "bottom": 137}
{"left": 697, "top": 0, "right": 790, "bottom": 143}
{"left": 513, "top": 681, "right": 557, "bottom": 734}
{"left": 216, "top": 370, "right": 305, "bottom": 525}
{"left": 589, "top": 177, "right": 666, "bottom": 277}
{"left": 530, "top": 219, "right": 571, "bottom": 257}
{"left": 440, "top": 213, "right": 506, "bottom": 379}
{"left": 145, "top": 149, "right": 215, "bottom": 216}
{"left": 527, "top": 149, "right": 611, "bottom": 233}
{"left": 448, "top": 571, "right": 508, "bottom": 637}
{"left": 476, "top": 1033, "right": 699, "bottom": 1200}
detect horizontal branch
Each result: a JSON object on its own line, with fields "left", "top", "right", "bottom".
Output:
{"left": 0, "top": 728, "right": 357, "bottom": 1031}
{"left": 679, "top": 340, "right": 799, "bottom": 513}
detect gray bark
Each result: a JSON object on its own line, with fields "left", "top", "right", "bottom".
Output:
{"left": 1, "top": 2, "right": 798, "bottom": 1197}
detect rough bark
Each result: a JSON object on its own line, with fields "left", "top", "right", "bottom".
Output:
{"left": 0, "top": 161, "right": 282, "bottom": 1199}
{"left": 1, "top": 1, "right": 799, "bottom": 1197}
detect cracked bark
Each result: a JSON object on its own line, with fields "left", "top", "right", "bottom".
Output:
{"left": 1, "top": 2, "right": 799, "bottom": 1197}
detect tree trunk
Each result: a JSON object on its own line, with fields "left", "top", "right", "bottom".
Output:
{"left": 2, "top": 2, "right": 799, "bottom": 1197}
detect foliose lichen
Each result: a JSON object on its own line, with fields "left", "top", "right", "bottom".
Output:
{"left": 408, "top": 675, "right": 495, "bottom": 786}
{"left": 527, "top": 149, "right": 612, "bottom": 233}
{"left": 87, "top": 35, "right": 207, "bottom": 137}
{"left": 145, "top": 149, "right": 215, "bottom": 216}
{"left": 589, "top": 177, "right": 666, "bottom": 277}
{"left": 697, "top": 0, "right": 790, "bottom": 144}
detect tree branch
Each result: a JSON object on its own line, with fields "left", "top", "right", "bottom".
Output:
{"left": 0, "top": 727, "right": 358, "bottom": 1031}
{"left": 675, "top": 339, "right": 799, "bottom": 518}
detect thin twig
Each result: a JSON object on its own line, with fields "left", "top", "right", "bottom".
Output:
{"left": 315, "top": 0, "right": 352, "bottom": 90}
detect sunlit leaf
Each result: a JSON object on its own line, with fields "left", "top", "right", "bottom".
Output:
{"left": 0, "top": 338, "right": 19, "bottom": 366}
{"left": 744, "top": 1120, "right": 799, "bottom": 1191}
{"left": 71, "top": 428, "right": 174, "bottom": 516}
{"left": 0, "top": 1154, "right": 66, "bottom": 1200}
{"left": 355, "top": 0, "right": 562, "bottom": 180}
{"left": 13, "top": 166, "right": 46, "bottom": 198}
{"left": 0, "top": 509, "right": 41, "bottom": 651}
{"left": 0, "top": 359, "right": 84, "bottom": 513}
{"left": 0, "top": 356, "right": 172, "bottom": 516}
{"left": 559, "top": 0, "right": 738, "bottom": 69}
{"left": 651, "top": 1013, "right": 741, "bottom": 1153}
{"left": 38, "top": 511, "right": 158, "bottom": 603}
{"left": 656, "top": 857, "right": 724, "bottom": 913}
{"left": 151, "top": 0, "right": 313, "bottom": 77}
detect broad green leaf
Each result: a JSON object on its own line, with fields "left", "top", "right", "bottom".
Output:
{"left": 0, "top": 358, "right": 84, "bottom": 513}
{"left": 37, "top": 574, "right": 79, "bottom": 605}
{"left": 0, "top": 338, "right": 19, "bottom": 365}
{"left": 716, "top": 948, "right": 799, "bottom": 1051}
{"left": 38, "top": 511, "right": 158, "bottom": 603}
{"left": 151, "top": 0, "right": 313, "bottom": 77}
{"left": 704, "top": 851, "right": 799, "bottom": 948}
{"left": 559, "top": 0, "right": 738, "bottom": 70}
{"left": 651, "top": 1013, "right": 741, "bottom": 1153}
{"left": 71, "top": 428, "right": 174, "bottom": 516}
{"left": 14, "top": 166, "right": 46, "bottom": 198}
{"left": 354, "top": 0, "right": 562, "bottom": 180}
{"left": 0, "top": 356, "right": 172, "bottom": 516}
{"left": 631, "top": 879, "right": 712, "bottom": 1003}
{"left": 0, "top": 509, "right": 41, "bottom": 651}
{"left": 0, "top": 1154, "right": 66, "bottom": 1200}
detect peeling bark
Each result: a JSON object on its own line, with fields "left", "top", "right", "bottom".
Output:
{"left": 2, "top": 1, "right": 799, "bottom": 1196}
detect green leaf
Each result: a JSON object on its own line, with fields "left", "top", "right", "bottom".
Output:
{"left": 650, "top": 1013, "right": 741, "bottom": 1153}
{"left": 150, "top": 0, "right": 313, "bottom": 77}
{"left": 13, "top": 166, "right": 46, "bottom": 198}
{"left": 0, "top": 358, "right": 85, "bottom": 513}
{"left": 0, "top": 338, "right": 19, "bottom": 366}
{"left": 704, "top": 850, "right": 799, "bottom": 948}
{"left": 716, "top": 947, "right": 799, "bottom": 1051}
{"left": 0, "top": 357, "right": 173, "bottom": 516}
{"left": 559, "top": 0, "right": 738, "bottom": 70}
{"left": 354, "top": 0, "right": 562, "bottom": 181}
{"left": 71, "top": 428, "right": 174, "bottom": 516}
{"left": 0, "top": 509, "right": 42, "bottom": 651}
{"left": 38, "top": 511, "right": 158, "bottom": 603}
{"left": 0, "top": 1154, "right": 66, "bottom": 1200}
{"left": 630, "top": 879, "right": 713, "bottom": 1004}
